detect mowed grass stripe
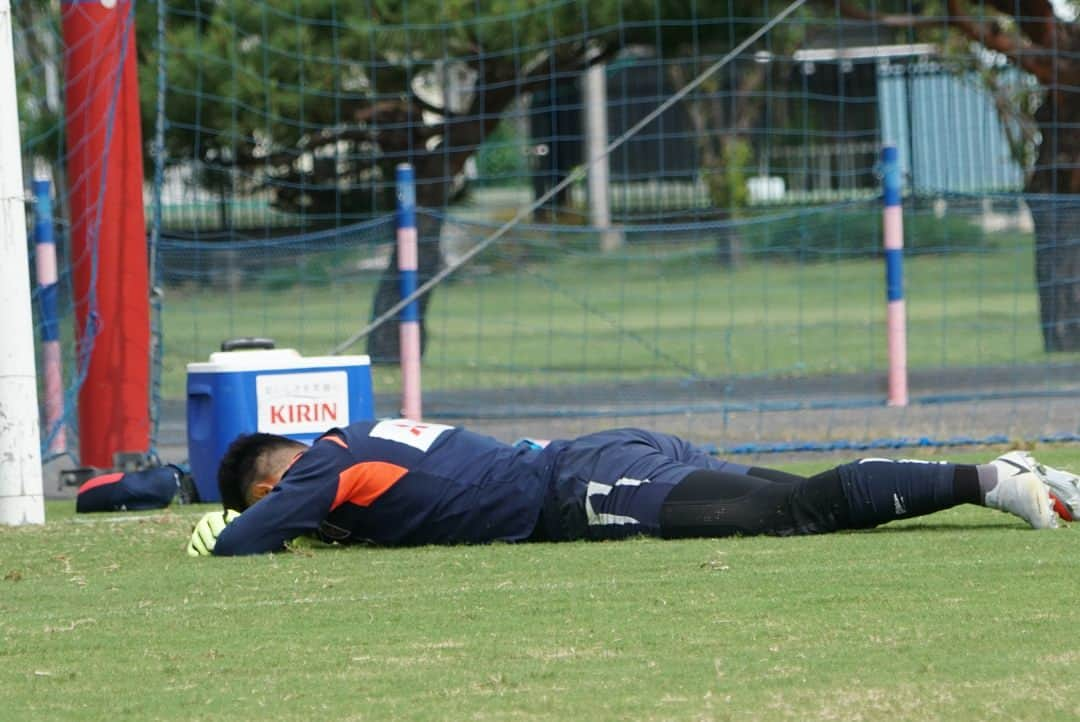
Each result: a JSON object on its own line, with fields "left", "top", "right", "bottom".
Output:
{"left": 159, "top": 243, "right": 1077, "bottom": 397}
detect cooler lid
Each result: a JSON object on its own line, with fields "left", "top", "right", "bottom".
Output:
{"left": 187, "top": 348, "right": 371, "bottom": 373}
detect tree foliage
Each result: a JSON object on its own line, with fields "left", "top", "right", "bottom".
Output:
{"left": 136, "top": 0, "right": 782, "bottom": 216}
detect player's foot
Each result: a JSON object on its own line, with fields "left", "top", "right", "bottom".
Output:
{"left": 996, "top": 450, "right": 1080, "bottom": 522}
{"left": 987, "top": 453, "right": 1058, "bottom": 529}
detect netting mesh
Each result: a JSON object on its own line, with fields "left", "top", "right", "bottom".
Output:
{"left": 15, "top": 0, "right": 1080, "bottom": 461}
{"left": 16, "top": 1, "right": 77, "bottom": 461}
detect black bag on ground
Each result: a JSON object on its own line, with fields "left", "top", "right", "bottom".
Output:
{"left": 76, "top": 466, "right": 181, "bottom": 513}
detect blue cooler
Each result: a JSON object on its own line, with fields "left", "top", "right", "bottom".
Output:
{"left": 186, "top": 348, "right": 374, "bottom": 502}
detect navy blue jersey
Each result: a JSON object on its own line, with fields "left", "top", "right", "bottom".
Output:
{"left": 213, "top": 421, "right": 748, "bottom": 554}
{"left": 214, "top": 420, "right": 549, "bottom": 555}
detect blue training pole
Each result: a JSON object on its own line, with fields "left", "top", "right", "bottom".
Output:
{"left": 34, "top": 178, "right": 65, "bottom": 452}
{"left": 882, "top": 144, "right": 908, "bottom": 406}
{"left": 395, "top": 163, "right": 422, "bottom": 420}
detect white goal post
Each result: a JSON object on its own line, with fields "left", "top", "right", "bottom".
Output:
{"left": 0, "top": 0, "right": 45, "bottom": 526}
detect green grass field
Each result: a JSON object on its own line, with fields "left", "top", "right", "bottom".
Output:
{"left": 15, "top": 216, "right": 1076, "bottom": 719}
{"left": 5, "top": 448, "right": 1079, "bottom": 721}
{"left": 159, "top": 236, "right": 1077, "bottom": 401}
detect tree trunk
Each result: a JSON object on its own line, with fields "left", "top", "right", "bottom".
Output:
{"left": 366, "top": 211, "right": 445, "bottom": 362}
{"left": 1027, "top": 93, "right": 1080, "bottom": 352}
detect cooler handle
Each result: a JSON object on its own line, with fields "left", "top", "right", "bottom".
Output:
{"left": 220, "top": 337, "right": 276, "bottom": 352}
{"left": 187, "top": 383, "right": 214, "bottom": 442}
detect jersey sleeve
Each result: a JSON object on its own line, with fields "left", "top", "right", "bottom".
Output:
{"left": 213, "top": 439, "right": 350, "bottom": 556}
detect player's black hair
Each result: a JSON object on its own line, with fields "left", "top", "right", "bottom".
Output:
{"left": 217, "top": 433, "right": 300, "bottom": 512}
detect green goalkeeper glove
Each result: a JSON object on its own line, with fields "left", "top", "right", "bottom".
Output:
{"left": 187, "top": 509, "right": 241, "bottom": 557}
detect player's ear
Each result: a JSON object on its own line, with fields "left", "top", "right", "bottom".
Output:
{"left": 250, "top": 479, "right": 276, "bottom": 502}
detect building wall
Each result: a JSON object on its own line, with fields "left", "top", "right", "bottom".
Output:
{"left": 878, "top": 60, "right": 1027, "bottom": 194}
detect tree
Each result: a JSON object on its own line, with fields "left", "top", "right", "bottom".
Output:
{"left": 136, "top": 0, "right": 780, "bottom": 361}
{"left": 835, "top": 0, "right": 1080, "bottom": 351}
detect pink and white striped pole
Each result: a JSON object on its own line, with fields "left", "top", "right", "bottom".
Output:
{"left": 34, "top": 178, "right": 66, "bottom": 452}
{"left": 395, "top": 163, "right": 422, "bottom": 420}
{"left": 882, "top": 144, "right": 908, "bottom": 407}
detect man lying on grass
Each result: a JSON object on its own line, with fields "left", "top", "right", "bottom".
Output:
{"left": 187, "top": 418, "right": 1080, "bottom": 556}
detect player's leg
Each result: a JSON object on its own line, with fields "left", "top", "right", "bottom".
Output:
{"left": 673, "top": 434, "right": 1062, "bottom": 529}
{"left": 657, "top": 457, "right": 1056, "bottom": 538}
{"left": 570, "top": 440, "right": 836, "bottom": 539}
{"left": 553, "top": 428, "right": 756, "bottom": 540}
{"left": 569, "top": 432, "right": 975, "bottom": 538}
{"left": 553, "top": 431, "right": 1057, "bottom": 541}
{"left": 657, "top": 467, "right": 844, "bottom": 537}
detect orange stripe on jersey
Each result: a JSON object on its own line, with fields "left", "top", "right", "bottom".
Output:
{"left": 333, "top": 461, "right": 409, "bottom": 510}
{"left": 323, "top": 435, "right": 348, "bottom": 449}
{"left": 284, "top": 451, "right": 305, "bottom": 474}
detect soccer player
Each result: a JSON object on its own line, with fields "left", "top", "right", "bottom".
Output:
{"left": 187, "top": 418, "right": 1080, "bottom": 556}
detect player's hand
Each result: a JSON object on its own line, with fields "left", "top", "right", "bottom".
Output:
{"left": 187, "top": 509, "right": 241, "bottom": 557}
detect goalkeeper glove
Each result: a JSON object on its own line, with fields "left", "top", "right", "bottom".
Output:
{"left": 187, "top": 509, "right": 241, "bottom": 557}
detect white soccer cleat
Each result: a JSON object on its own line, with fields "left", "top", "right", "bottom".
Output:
{"left": 996, "top": 450, "right": 1080, "bottom": 522}
{"left": 987, "top": 452, "right": 1058, "bottom": 529}
{"left": 1038, "top": 463, "right": 1080, "bottom": 523}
